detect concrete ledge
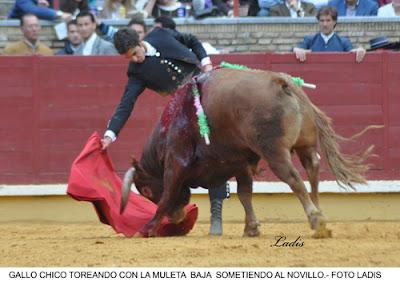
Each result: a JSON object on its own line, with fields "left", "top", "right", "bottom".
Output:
{"left": 1, "top": 180, "right": 399, "bottom": 196}
{"left": 2, "top": 16, "right": 400, "bottom": 27}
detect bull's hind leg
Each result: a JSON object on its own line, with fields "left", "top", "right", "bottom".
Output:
{"left": 295, "top": 146, "right": 321, "bottom": 209}
{"left": 265, "top": 149, "right": 331, "bottom": 238}
{"left": 236, "top": 169, "right": 260, "bottom": 237}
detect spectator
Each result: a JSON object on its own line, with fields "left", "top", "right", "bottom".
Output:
{"left": 56, "top": 19, "right": 82, "bottom": 55}
{"left": 192, "top": 0, "right": 233, "bottom": 17}
{"left": 269, "top": 0, "right": 317, "bottom": 17}
{"left": 59, "top": 0, "right": 89, "bottom": 15}
{"left": 377, "top": 0, "right": 400, "bottom": 16}
{"left": 75, "top": 11, "right": 118, "bottom": 55}
{"left": 100, "top": 0, "right": 132, "bottom": 19}
{"left": 134, "top": 0, "right": 155, "bottom": 18}
{"left": 327, "top": 0, "right": 378, "bottom": 16}
{"left": 8, "top": 0, "right": 72, "bottom": 21}
{"left": 305, "top": 0, "right": 328, "bottom": 10}
{"left": 135, "top": 0, "right": 184, "bottom": 18}
{"left": 99, "top": 16, "right": 147, "bottom": 42}
{"left": 247, "top": 0, "right": 283, "bottom": 16}
{"left": 3, "top": 13, "right": 53, "bottom": 55}
{"left": 215, "top": 0, "right": 233, "bottom": 16}
{"left": 293, "top": 6, "right": 366, "bottom": 62}
{"left": 154, "top": 15, "right": 176, "bottom": 29}
{"left": 153, "top": 0, "right": 181, "bottom": 17}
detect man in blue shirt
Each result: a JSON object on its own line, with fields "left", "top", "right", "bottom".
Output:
{"left": 293, "top": 6, "right": 366, "bottom": 62}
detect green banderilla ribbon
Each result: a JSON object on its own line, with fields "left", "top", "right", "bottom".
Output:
{"left": 220, "top": 61, "right": 250, "bottom": 71}
{"left": 192, "top": 83, "right": 210, "bottom": 145}
{"left": 220, "top": 61, "right": 316, "bottom": 89}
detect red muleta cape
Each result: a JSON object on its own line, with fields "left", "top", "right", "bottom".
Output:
{"left": 67, "top": 132, "right": 198, "bottom": 237}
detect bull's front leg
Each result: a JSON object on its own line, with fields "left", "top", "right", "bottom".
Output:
{"left": 145, "top": 155, "right": 190, "bottom": 237}
{"left": 236, "top": 169, "right": 260, "bottom": 237}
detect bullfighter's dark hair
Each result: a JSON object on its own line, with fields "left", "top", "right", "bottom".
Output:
{"left": 113, "top": 28, "right": 140, "bottom": 54}
{"left": 76, "top": 11, "right": 96, "bottom": 23}
{"left": 316, "top": 6, "right": 338, "bottom": 22}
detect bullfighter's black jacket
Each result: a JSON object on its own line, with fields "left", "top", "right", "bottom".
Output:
{"left": 106, "top": 27, "right": 209, "bottom": 137}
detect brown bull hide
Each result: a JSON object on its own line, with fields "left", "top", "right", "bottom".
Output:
{"left": 122, "top": 68, "right": 376, "bottom": 238}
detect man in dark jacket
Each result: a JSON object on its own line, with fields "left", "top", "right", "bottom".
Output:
{"left": 101, "top": 27, "right": 228, "bottom": 235}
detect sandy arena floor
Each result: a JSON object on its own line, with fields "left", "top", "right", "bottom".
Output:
{"left": 0, "top": 221, "right": 399, "bottom": 267}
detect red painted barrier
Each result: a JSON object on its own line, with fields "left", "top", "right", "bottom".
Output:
{"left": 0, "top": 53, "right": 399, "bottom": 184}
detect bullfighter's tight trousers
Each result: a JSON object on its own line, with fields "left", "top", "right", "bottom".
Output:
{"left": 208, "top": 183, "right": 229, "bottom": 235}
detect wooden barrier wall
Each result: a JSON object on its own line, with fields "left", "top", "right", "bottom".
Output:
{"left": 0, "top": 53, "right": 399, "bottom": 184}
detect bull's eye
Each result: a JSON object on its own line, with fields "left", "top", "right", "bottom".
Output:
{"left": 141, "top": 186, "right": 153, "bottom": 200}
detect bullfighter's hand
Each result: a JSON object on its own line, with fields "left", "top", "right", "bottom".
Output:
{"left": 202, "top": 64, "right": 213, "bottom": 72}
{"left": 101, "top": 136, "right": 113, "bottom": 150}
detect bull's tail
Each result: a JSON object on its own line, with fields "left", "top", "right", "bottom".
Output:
{"left": 312, "top": 104, "right": 378, "bottom": 190}
{"left": 276, "top": 73, "right": 382, "bottom": 190}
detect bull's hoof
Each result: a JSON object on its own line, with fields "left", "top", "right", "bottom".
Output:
{"left": 139, "top": 222, "right": 160, "bottom": 238}
{"left": 309, "top": 210, "right": 332, "bottom": 239}
{"left": 168, "top": 208, "right": 187, "bottom": 224}
{"left": 243, "top": 221, "right": 261, "bottom": 237}
{"left": 139, "top": 227, "right": 158, "bottom": 238}
{"left": 309, "top": 210, "right": 326, "bottom": 230}
{"left": 147, "top": 229, "right": 159, "bottom": 237}
{"left": 312, "top": 228, "right": 332, "bottom": 239}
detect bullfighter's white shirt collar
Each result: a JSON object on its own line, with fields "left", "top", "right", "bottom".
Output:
{"left": 143, "top": 41, "right": 158, "bottom": 57}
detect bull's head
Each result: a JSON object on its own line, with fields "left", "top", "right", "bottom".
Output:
{"left": 120, "top": 158, "right": 163, "bottom": 214}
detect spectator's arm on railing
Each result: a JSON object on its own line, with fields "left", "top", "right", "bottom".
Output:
{"left": 16, "top": 0, "right": 58, "bottom": 20}
{"left": 350, "top": 47, "right": 366, "bottom": 63}
{"left": 15, "top": 0, "right": 71, "bottom": 21}
{"left": 293, "top": 47, "right": 310, "bottom": 62}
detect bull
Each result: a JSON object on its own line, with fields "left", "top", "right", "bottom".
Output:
{"left": 120, "top": 68, "right": 375, "bottom": 238}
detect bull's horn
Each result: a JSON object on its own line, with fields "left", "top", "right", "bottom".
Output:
{"left": 120, "top": 167, "right": 135, "bottom": 214}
